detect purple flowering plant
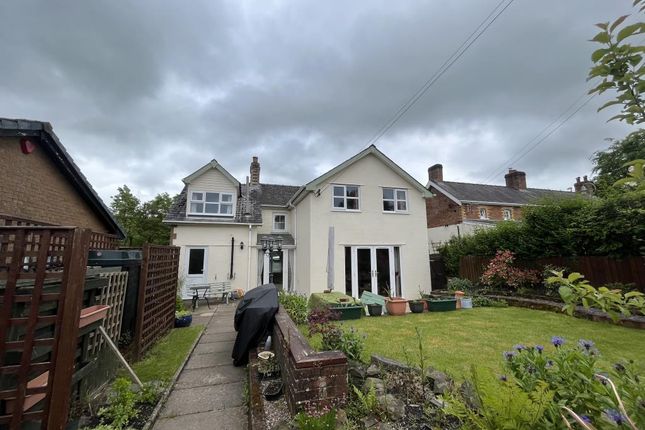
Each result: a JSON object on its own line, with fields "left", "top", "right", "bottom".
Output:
{"left": 502, "top": 336, "right": 644, "bottom": 428}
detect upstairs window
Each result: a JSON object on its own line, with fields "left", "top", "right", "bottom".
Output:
{"left": 383, "top": 188, "right": 408, "bottom": 213}
{"left": 479, "top": 207, "right": 488, "bottom": 219}
{"left": 273, "top": 213, "right": 286, "bottom": 231}
{"left": 332, "top": 185, "right": 360, "bottom": 211}
{"left": 189, "top": 191, "right": 234, "bottom": 216}
{"left": 503, "top": 208, "right": 513, "bottom": 220}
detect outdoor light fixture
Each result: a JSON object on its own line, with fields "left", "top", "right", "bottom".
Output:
{"left": 240, "top": 241, "right": 244, "bottom": 250}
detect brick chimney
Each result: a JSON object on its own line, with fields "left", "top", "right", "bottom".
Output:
{"left": 504, "top": 169, "right": 527, "bottom": 190}
{"left": 428, "top": 164, "right": 443, "bottom": 182}
{"left": 574, "top": 175, "right": 594, "bottom": 195}
{"left": 250, "top": 156, "right": 260, "bottom": 184}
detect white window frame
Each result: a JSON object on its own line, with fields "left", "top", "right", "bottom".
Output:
{"left": 382, "top": 187, "right": 408, "bottom": 213}
{"left": 272, "top": 212, "right": 287, "bottom": 232}
{"left": 188, "top": 190, "right": 235, "bottom": 216}
{"left": 479, "top": 207, "right": 488, "bottom": 220}
{"left": 331, "top": 185, "right": 360, "bottom": 211}
{"left": 502, "top": 208, "right": 513, "bottom": 220}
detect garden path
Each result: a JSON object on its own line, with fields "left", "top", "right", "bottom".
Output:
{"left": 153, "top": 304, "right": 247, "bottom": 430}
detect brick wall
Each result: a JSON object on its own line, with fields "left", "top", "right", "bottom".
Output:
{"left": 426, "top": 190, "right": 462, "bottom": 228}
{"left": 462, "top": 203, "right": 523, "bottom": 222}
{"left": 0, "top": 137, "right": 110, "bottom": 233}
{"left": 272, "top": 308, "right": 348, "bottom": 415}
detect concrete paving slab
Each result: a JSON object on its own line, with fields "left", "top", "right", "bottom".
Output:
{"left": 184, "top": 352, "right": 234, "bottom": 370}
{"left": 155, "top": 406, "right": 248, "bottom": 430}
{"left": 175, "top": 365, "right": 245, "bottom": 389}
{"left": 192, "top": 340, "right": 234, "bottom": 355}
{"left": 159, "top": 381, "right": 244, "bottom": 418}
{"left": 199, "top": 332, "right": 236, "bottom": 343}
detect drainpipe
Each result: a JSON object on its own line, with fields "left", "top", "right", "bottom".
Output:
{"left": 247, "top": 224, "right": 252, "bottom": 291}
{"left": 289, "top": 202, "right": 297, "bottom": 293}
{"left": 230, "top": 236, "right": 235, "bottom": 280}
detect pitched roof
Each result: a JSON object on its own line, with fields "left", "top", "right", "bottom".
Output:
{"left": 429, "top": 180, "right": 576, "bottom": 206}
{"left": 290, "top": 145, "right": 432, "bottom": 205}
{"left": 182, "top": 159, "right": 240, "bottom": 186}
{"left": 259, "top": 184, "right": 300, "bottom": 206}
{"left": 0, "top": 118, "right": 125, "bottom": 238}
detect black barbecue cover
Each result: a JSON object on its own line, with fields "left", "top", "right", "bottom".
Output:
{"left": 231, "top": 283, "right": 279, "bottom": 366}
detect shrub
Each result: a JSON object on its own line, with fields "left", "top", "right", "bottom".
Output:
{"left": 293, "top": 409, "right": 336, "bottom": 430}
{"left": 472, "top": 296, "right": 508, "bottom": 307}
{"left": 321, "top": 325, "right": 366, "bottom": 362}
{"left": 98, "top": 378, "right": 138, "bottom": 430}
{"left": 503, "top": 337, "right": 645, "bottom": 428}
{"left": 279, "top": 291, "right": 309, "bottom": 325}
{"left": 548, "top": 271, "right": 645, "bottom": 321}
{"left": 447, "top": 277, "right": 474, "bottom": 292}
{"left": 480, "top": 250, "right": 540, "bottom": 290}
{"left": 307, "top": 306, "right": 340, "bottom": 336}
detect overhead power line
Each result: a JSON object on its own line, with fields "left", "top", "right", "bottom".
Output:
{"left": 481, "top": 93, "right": 596, "bottom": 184}
{"left": 364, "top": 0, "right": 515, "bottom": 148}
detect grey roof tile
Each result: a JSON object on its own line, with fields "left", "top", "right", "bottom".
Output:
{"left": 259, "top": 184, "right": 301, "bottom": 206}
{"left": 433, "top": 181, "right": 577, "bottom": 205}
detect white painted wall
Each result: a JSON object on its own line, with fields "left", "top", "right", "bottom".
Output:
{"left": 295, "top": 153, "right": 431, "bottom": 298}
{"left": 427, "top": 222, "right": 495, "bottom": 253}
{"left": 257, "top": 208, "right": 292, "bottom": 234}
{"left": 173, "top": 224, "right": 255, "bottom": 298}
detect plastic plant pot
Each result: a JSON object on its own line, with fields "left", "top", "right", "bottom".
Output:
{"left": 367, "top": 303, "right": 383, "bottom": 316}
{"left": 409, "top": 300, "right": 425, "bottom": 313}
{"left": 175, "top": 314, "right": 193, "bottom": 328}
{"left": 263, "top": 380, "right": 283, "bottom": 401}
{"left": 427, "top": 298, "right": 457, "bottom": 312}
{"left": 461, "top": 297, "right": 473, "bottom": 309}
{"left": 385, "top": 297, "right": 408, "bottom": 316}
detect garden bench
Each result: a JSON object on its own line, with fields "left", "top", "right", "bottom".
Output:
{"left": 190, "top": 281, "right": 232, "bottom": 310}
{"left": 359, "top": 291, "right": 387, "bottom": 314}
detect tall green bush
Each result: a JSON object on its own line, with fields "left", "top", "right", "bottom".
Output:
{"left": 439, "top": 193, "right": 645, "bottom": 276}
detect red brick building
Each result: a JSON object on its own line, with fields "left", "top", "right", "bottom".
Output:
{"left": 0, "top": 118, "right": 124, "bottom": 238}
{"left": 425, "top": 164, "right": 578, "bottom": 253}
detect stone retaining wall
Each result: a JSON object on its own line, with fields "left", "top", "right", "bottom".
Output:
{"left": 272, "top": 307, "right": 348, "bottom": 414}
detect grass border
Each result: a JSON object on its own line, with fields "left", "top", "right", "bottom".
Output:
{"left": 141, "top": 325, "right": 205, "bottom": 430}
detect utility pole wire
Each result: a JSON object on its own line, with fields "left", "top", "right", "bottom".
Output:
{"left": 365, "top": 0, "right": 515, "bottom": 148}
{"left": 484, "top": 94, "right": 597, "bottom": 183}
{"left": 480, "top": 91, "right": 593, "bottom": 184}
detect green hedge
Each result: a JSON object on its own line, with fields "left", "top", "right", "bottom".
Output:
{"left": 439, "top": 192, "right": 645, "bottom": 276}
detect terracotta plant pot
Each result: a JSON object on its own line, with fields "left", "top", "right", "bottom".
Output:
{"left": 385, "top": 297, "right": 408, "bottom": 316}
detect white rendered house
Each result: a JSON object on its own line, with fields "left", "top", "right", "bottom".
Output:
{"left": 164, "top": 145, "right": 433, "bottom": 299}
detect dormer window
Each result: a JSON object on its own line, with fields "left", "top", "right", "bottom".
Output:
{"left": 189, "top": 191, "right": 234, "bottom": 216}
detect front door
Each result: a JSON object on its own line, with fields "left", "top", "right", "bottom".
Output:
{"left": 350, "top": 246, "right": 396, "bottom": 298}
{"left": 185, "top": 247, "right": 208, "bottom": 296}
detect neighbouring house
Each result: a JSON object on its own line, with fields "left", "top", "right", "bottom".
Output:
{"left": 0, "top": 118, "right": 125, "bottom": 238}
{"left": 164, "top": 145, "right": 433, "bottom": 299}
{"left": 425, "top": 163, "right": 579, "bottom": 253}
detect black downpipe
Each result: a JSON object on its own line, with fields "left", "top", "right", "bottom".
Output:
{"left": 230, "top": 236, "right": 235, "bottom": 280}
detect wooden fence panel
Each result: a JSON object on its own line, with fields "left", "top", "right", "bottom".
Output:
{"left": 459, "top": 255, "right": 645, "bottom": 291}
{"left": 88, "top": 271, "right": 128, "bottom": 355}
{"left": 0, "top": 227, "right": 89, "bottom": 430}
{"left": 134, "top": 245, "right": 180, "bottom": 359}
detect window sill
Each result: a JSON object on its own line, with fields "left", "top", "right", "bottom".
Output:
{"left": 331, "top": 209, "right": 362, "bottom": 213}
{"left": 382, "top": 211, "right": 410, "bottom": 215}
{"left": 187, "top": 213, "right": 235, "bottom": 217}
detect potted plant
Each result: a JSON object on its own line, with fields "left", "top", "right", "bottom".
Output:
{"left": 175, "top": 310, "right": 193, "bottom": 327}
{"left": 367, "top": 303, "right": 383, "bottom": 316}
{"left": 409, "top": 299, "right": 425, "bottom": 313}
{"left": 426, "top": 297, "right": 457, "bottom": 312}
{"left": 385, "top": 297, "right": 408, "bottom": 316}
{"left": 257, "top": 351, "right": 280, "bottom": 378}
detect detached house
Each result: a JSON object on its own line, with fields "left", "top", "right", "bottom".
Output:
{"left": 425, "top": 164, "right": 578, "bottom": 253}
{"left": 164, "top": 146, "right": 432, "bottom": 299}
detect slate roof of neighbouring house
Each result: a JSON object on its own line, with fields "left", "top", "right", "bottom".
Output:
{"left": 430, "top": 180, "right": 577, "bottom": 205}
{"left": 164, "top": 182, "right": 299, "bottom": 224}
{"left": 0, "top": 118, "right": 125, "bottom": 238}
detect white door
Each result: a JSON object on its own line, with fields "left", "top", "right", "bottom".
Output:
{"left": 185, "top": 247, "right": 208, "bottom": 296}
{"left": 350, "top": 246, "right": 396, "bottom": 298}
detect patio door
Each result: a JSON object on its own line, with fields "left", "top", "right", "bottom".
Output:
{"left": 350, "top": 246, "right": 396, "bottom": 298}
{"left": 185, "top": 247, "right": 208, "bottom": 296}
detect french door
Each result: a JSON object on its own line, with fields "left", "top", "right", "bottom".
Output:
{"left": 350, "top": 246, "right": 395, "bottom": 298}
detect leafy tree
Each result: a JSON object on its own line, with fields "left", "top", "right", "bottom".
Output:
{"left": 591, "top": 129, "right": 645, "bottom": 196}
{"left": 614, "top": 158, "right": 645, "bottom": 191}
{"left": 110, "top": 185, "right": 174, "bottom": 246}
{"left": 588, "top": 0, "right": 645, "bottom": 124}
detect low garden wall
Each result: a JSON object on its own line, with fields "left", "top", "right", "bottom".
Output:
{"left": 272, "top": 307, "right": 348, "bottom": 414}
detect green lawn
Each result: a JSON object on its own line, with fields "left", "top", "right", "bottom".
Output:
{"left": 131, "top": 325, "right": 204, "bottom": 383}
{"left": 307, "top": 308, "right": 645, "bottom": 379}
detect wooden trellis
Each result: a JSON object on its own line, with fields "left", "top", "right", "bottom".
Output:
{"left": 134, "top": 245, "right": 180, "bottom": 359}
{"left": 0, "top": 226, "right": 89, "bottom": 430}
{"left": 88, "top": 271, "right": 128, "bottom": 355}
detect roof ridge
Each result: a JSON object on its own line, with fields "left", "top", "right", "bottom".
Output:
{"left": 439, "top": 180, "right": 571, "bottom": 193}
{"left": 260, "top": 182, "right": 302, "bottom": 188}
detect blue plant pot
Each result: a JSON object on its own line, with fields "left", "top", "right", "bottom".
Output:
{"left": 175, "top": 314, "right": 193, "bottom": 328}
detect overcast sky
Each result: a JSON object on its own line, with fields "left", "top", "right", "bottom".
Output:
{"left": 0, "top": 1, "right": 640, "bottom": 202}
